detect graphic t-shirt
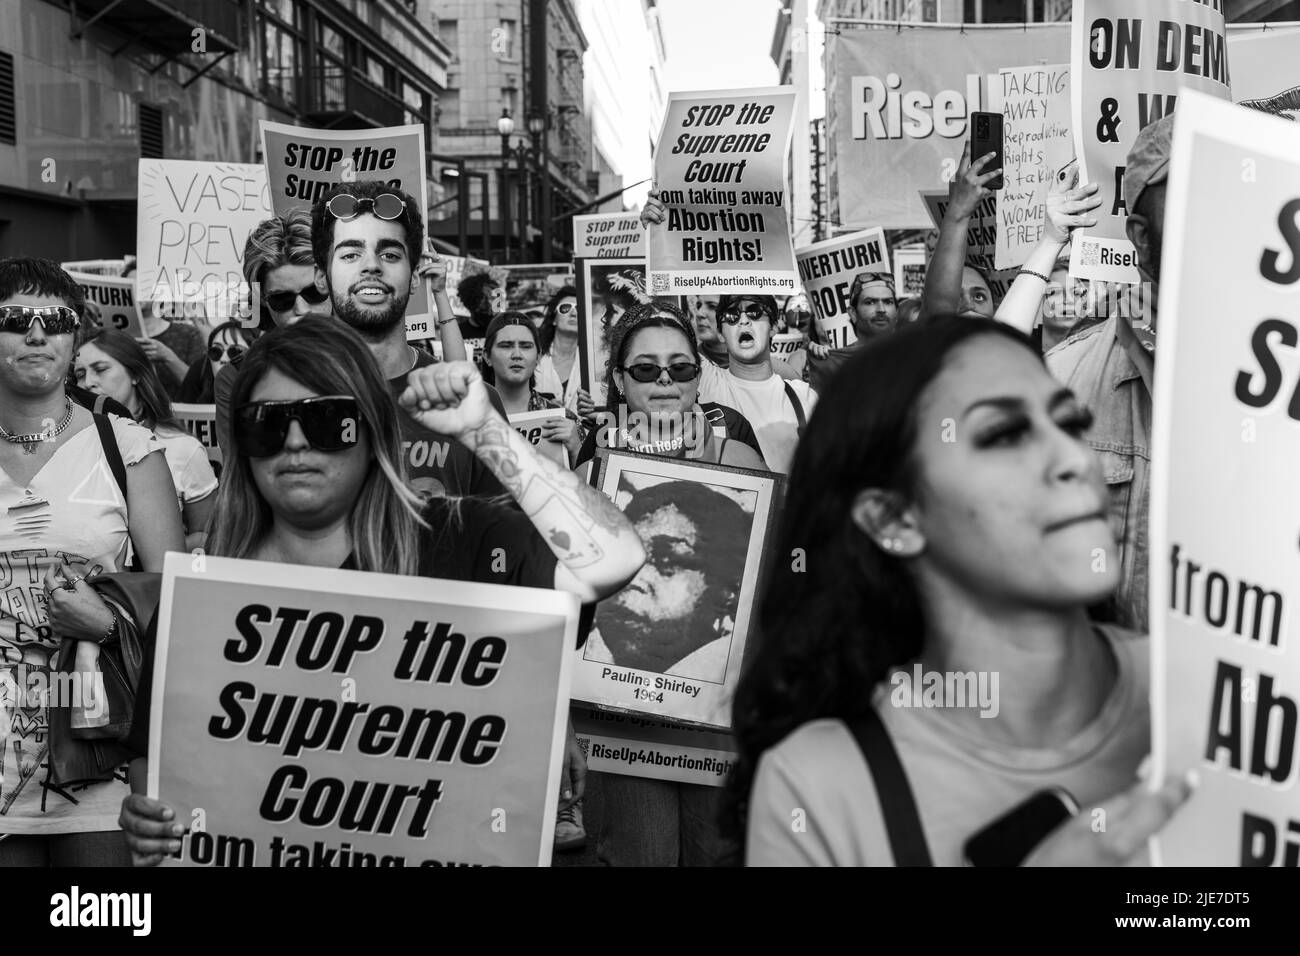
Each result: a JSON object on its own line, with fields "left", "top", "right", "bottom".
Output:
{"left": 0, "top": 417, "right": 161, "bottom": 834}
{"left": 697, "top": 364, "right": 816, "bottom": 474}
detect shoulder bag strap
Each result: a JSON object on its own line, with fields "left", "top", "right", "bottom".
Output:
{"left": 782, "top": 380, "right": 807, "bottom": 437}
{"left": 92, "top": 412, "right": 129, "bottom": 503}
{"left": 844, "top": 708, "right": 934, "bottom": 867}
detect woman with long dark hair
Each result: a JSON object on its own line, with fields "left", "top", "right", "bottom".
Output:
{"left": 535, "top": 285, "right": 591, "bottom": 415}
{"left": 118, "top": 317, "right": 646, "bottom": 864}
{"left": 726, "top": 316, "right": 1191, "bottom": 866}
{"left": 74, "top": 328, "right": 217, "bottom": 550}
{"left": 177, "top": 321, "right": 255, "bottom": 404}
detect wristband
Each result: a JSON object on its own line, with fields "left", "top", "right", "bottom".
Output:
{"left": 1018, "top": 269, "right": 1051, "bottom": 284}
{"left": 435, "top": 315, "right": 458, "bottom": 329}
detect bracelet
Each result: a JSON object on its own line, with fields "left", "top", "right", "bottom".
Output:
{"left": 1018, "top": 269, "right": 1051, "bottom": 283}
{"left": 97, "top": 607, "right": 119, "bottom": 645}
{"left": 435, "top": 315, "right": 458, "bottom": 329}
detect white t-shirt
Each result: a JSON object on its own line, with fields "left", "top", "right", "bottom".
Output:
{"left": 0, "top": 417, "right": 161, "bottom": 834}
{"left": 746, "top": 626, "right": 1148, "bottom": 866}
{"left": 698, "top": 363, "right": 816, "bottom": 474}
{"left": 155, "top": 426, "right": 218, "bottom": 508}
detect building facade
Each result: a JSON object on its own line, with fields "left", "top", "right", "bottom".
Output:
{"left": 0, "top": 0, "right": 449, "bottom": 262}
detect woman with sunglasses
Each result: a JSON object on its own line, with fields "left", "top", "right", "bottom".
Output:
{"left": 0, "top": 259, "right": 184, "bottom": 866}
{"left": 481, "top": 312, "right": 586, "bottom": 466}
{"left": 118, "top": 316, "right": 647, "bottom": 865}
{"left": 177, "top": 321, "right": 255, "bottom": 404}
{"left": 535, "top": 286, "right": 594, "bottom": 418}
{"left": 243, "top": 211, "right": 328, "bottom": 332}
{"left": 74, "top": 329, "right": 218, "bottom": 551}
{"left": 726, "top": 316, "right": 1192, "bottom": 867}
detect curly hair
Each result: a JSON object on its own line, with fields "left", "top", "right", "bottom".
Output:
{"left": 721, "top": 316, "right": 1043, "bottom": 860}
{"left": 243, "top": 211, "right": 315, "bottom": 287}
{"left": 604, "top": 301, "right": 699, "bottom": 408}
{"left": 310, "top": 180, "right": 424, "bottom": 277}
{"left": 456, "top": 272, "right": 499, "bottom": 320}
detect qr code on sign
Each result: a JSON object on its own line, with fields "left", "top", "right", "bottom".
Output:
{"left": 1079, "top": 241, "right": 1101, "bottom": 267}
{"left": 576, "top": 736, "right": 590, "bottom": 759}
{"left": 650, "top": 272, "right": 670, "bottom": 294}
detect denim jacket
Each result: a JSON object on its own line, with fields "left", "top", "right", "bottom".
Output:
{"left": 1046, "top": 315, "right": 1153, "bottom": 633}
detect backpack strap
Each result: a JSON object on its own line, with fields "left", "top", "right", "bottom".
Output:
{"left": 93, "top": 392, "right": 110, "bottom": 414}
{"left": 782, "top": 380, "right": 807, "bottom": 437}
{"left": 93, "top": 412, "right": 129, "bottom": 504}
{"left": 844, "top": 708, "right": 933, "bottom": 867}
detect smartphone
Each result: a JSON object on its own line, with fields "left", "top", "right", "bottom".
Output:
{"left": 962, "top": 787, "right": 1078, "bottom": 867}
{"left": 970, "top": 111, "right": 1005, "bottom": 191}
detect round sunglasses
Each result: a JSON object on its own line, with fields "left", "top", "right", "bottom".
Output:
{"left": 207, "top": 343, "right": 247, "bottom": 363}
{"left": 233, "top": 396, "right": 362, "bottom": 458}
{"left": 326, "top": 193, "right": 407, "bottom": 222}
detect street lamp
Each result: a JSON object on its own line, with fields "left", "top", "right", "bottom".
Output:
{"left": 497, "top": 108, "right": 530, "bottom": 263}
{"left": 526, "top": 112, "right": 551, "bottom": 261}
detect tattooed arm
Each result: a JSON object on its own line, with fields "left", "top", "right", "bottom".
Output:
{"left": 399, "top": 361, "right": 646, "bottom": 602}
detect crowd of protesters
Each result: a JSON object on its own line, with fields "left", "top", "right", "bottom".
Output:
{"left": 0, "top": 113, "right": 1195, "bottom": 868}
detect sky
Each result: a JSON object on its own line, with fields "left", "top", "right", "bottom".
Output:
{"left": 658, "top": 0, "right": 782, "bottom": 92}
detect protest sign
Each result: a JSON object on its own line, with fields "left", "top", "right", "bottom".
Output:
{"left": 893, "top": 245, "right": 928, "bottom": 299}
{"left": 439, "top": 254, "right": 490, "bottom": 318}
{"left": 573, "top": 212, "right": 646, "bottom": 259}
{"left": 61, "top": 258, "right": 129, "bottom": 276}
{"left": 921, "top": 189, "right": 997, "bottom": 268}
{"left": 988, "top": 64, "right": 1073, "bottom": 270}
{"left": 148, "top": 552, "right": 578, "bottom": 867}
{"left": 1150, "top": 92, "right": 1299, "bottom": 867}
{"left": 499, "top": 262, "right": 574, "bottom": 311}
{"left": 577, "top": 257, "right": 655, "bottom": 408}
{"left": 1069, "top": 0, "right": 1231, "bottom": 284}
{"left": 507, "top": 409, "right": 570, "bottom": 469}
{"left": 136, "top": 160, "right": 270, "bottom": 322}
{"left": 795, "top": 228, "right": 890, "bottom": 350}
{"left": 647, "top": 87, "right": 798, "bottom": 296}
{"left": 573, "top": 450, "right": 783, "bottom": 729}
{"left": 828, "top": 23, "right": 1070, "bottom": 229}
{"left": 68, "top": 271, "right": 143, "bottom": 337}
{"left": 260, "top": 121, "right": 431, "bottom": 340}
{"left": 172, "top": 403, "right": 223, "bottom": 476}
{"left": 572, "top": 705, "right": 737, "bottom": 788}
{"left": 1225, "top": 24, "right": 1300, "bottom": 116}
{"left": 769, "top": 332, "right": 803, "bottom": 357}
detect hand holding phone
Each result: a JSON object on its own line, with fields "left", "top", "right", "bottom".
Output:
{"left": 970, "top": 111, "right": 1005, "bottom": 192}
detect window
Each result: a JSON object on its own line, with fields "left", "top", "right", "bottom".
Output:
{"left": 0, "top": 52, "right": 14, "bottom": 146}
{"left": 439, "top": 19, "right": 458, "bottom": 54}
{"left": 318, "top": 20, "right": 345, "bottom": 58}
{"left": 496, "top": 19, "right": 515, "bottom": 59}
{"left": 364, "top": 52, "right": 387, "bottom": 89}
{"left": 262, "top": 16, "right": 300, "bottom": 106}
{"left": 440, "top": 89, "right": 459, "bottom": 126}
{"left": 502, "top": 87, "right": 517, "bottom": 120}
{"left": 138, "top": 103, "right": 164, "bottom": 158}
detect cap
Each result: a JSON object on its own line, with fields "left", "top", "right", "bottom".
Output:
{"left": 1123, "top": 114, "right": 1175, "bottom": 214}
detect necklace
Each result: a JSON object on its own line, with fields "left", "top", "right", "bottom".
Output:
{"left": 0, "top": 397, "right": 74, "bottom": 454}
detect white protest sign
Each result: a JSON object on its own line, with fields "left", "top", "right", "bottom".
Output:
{"left": 68, "top": 271, "right": 144, "bottom": 337}
{"left": 136, "top": 160, "right": 270, "bottom": 322}
{"left": 573, "top": 212, "right": 646, "bottom": 259}
{"left": 769, "top": 332, "right": 803, "bottom": 357}
{"left": 794, "top": 228, "right": 891, "bottom": 350}
{"left": 1151, "top": 91, "right": 1300, "bottom": 867}
{"left": 572, "top": 705, "right": 737, "bottom": 788}
{"left": 893, "top": 246, "right": 928, "bottom": 299}
{"left": 922, "top": 189, "right": 997, "bottom": 269}
{"left": 149, "top": 553, "right": 578, "bottom": 867}
{"left": 1070, "top": 0, "right": 1231, "bottom": 284}
{"left": 171, "top": 403, "right": 223, "bottom": 474}
{"left": 990, "top": 64, "right": 1073, "bottom": 270}
{"left": 507, "top": 408, "right": 570, "bottom": 469}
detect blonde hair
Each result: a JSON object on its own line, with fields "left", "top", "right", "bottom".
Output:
{"left": 206, "top": 316, "right": 425, "bottom": 575}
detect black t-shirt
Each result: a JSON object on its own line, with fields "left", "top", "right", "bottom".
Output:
{"left": 573, "top": 401, "right": 763, "bottom": 467}
{"left": 124, "top": 496, "right": 560, "bottom": 759}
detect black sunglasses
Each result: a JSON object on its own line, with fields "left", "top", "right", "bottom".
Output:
{"left": 720, "top": 305, "right": 772, "bottom": 325}
{"left": 0, "top": 305, "right": 81, "bottom": 335}
{"left": 207, "top": 343, "right": 247, "bottom": 363}
{"left": 621, "top": 362, "right": 701, "bottom": 384}
{"left": 264, "top": 284, "right": 329, "bottom": 313}
{"left": 326, "top": 193, "right": 407, "bottom": 222}
{"left": 233, "top": 396, "right": 362, "bottom": 458}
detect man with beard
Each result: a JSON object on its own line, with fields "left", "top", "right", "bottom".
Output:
{"left": 584, "top": 480, "right": 750, "bottom": 683}
{"left": 694, "top": 294, "right": 816, "bottom": 474}
{"left": 848, "top": 272, "right": 899, "bottom": 337}
{"left": 214, "top": 182, "right": 506, "bottom": 498}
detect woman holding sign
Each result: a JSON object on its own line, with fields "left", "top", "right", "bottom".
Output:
{"left": 118, "top": 316, "right": 647, "bottom": 865}
{"left": 73, "top": 329, "right": 217, "bottom": 551}
{"left": 727, "top": 316, "right": 1193, "bottom": 866}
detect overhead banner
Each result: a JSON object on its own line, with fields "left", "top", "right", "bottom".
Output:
{"left": 828, "top": 23, "right": 1070, "bottom": 230}
{"left": 1225, "top": 24, "right": 1300, "bottom": 115}
{"left": 573, "top": 212, "right": 646, "bottom": 259}
{"left": 172, "top": 403, "right": 223, "bottom": 477}
{"left": 68, "top": 271, "right": 144, "bottom": 337}
{"left": 794, "top": 228, "right": 890, "bottom": 350}
{"left": 260, "top": 121, "right": 431, "bottom": 340}
{"left": 572, "top": 705, "right": 737, "bottom": 788}
{"left": 136, "top": 160, "right": 270, "bottom": 322}
{"left": 1151, "top": 91, "right": 1299, "bottom": 867}
{"left": 647, "top": 87, "right": 798, "bottom": 296}
{"left": 1070, "top": 0, "right": 1231, "bottom": 284}
{"left": 148, "top": 553, "right": 578, "bottom": 867}
{"left": 989, "top": 63, "right": 1074, "bottom": 270}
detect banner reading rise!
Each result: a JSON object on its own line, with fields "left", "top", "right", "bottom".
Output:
{"left": 794, "top": 228, "right": 890, "bottom": 350}
{"left": 829, "top": 23, "right": 1070, "bottom": 230}
{"left": 1069, "top": 0, "right": 1231, "bottom": 284}
{"left": 260, "top": 121, "right": 431, "bottom": 340}
{"left": 149, "top": 553, "right": 578, "bottom": 867}
{"left": 647, "top": 87, "right": 797, "bottom": 296}
{"left": 1151, "top": 92, "right": 1299, "bottom": 867}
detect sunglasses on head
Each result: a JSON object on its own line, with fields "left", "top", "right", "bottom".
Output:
{"left": 325, "top": 193, "right": 407, "bottom": 222}
{"left": 621, "top": 362, "right": 701, "bottom": 384}
{"left": 0, "top": 305, "right": 81, "bottom": 335}
{"left": 264, "top": 284, "right": 329, "bottom": 313}
{"left": 720, "top": 304, "right": 772, "bottom": 325}
{"left": 233, "top": 396, "right": 362, "bottom": 458}
{"left": 208, "top": 343, "right": 247, "bottom": 363}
